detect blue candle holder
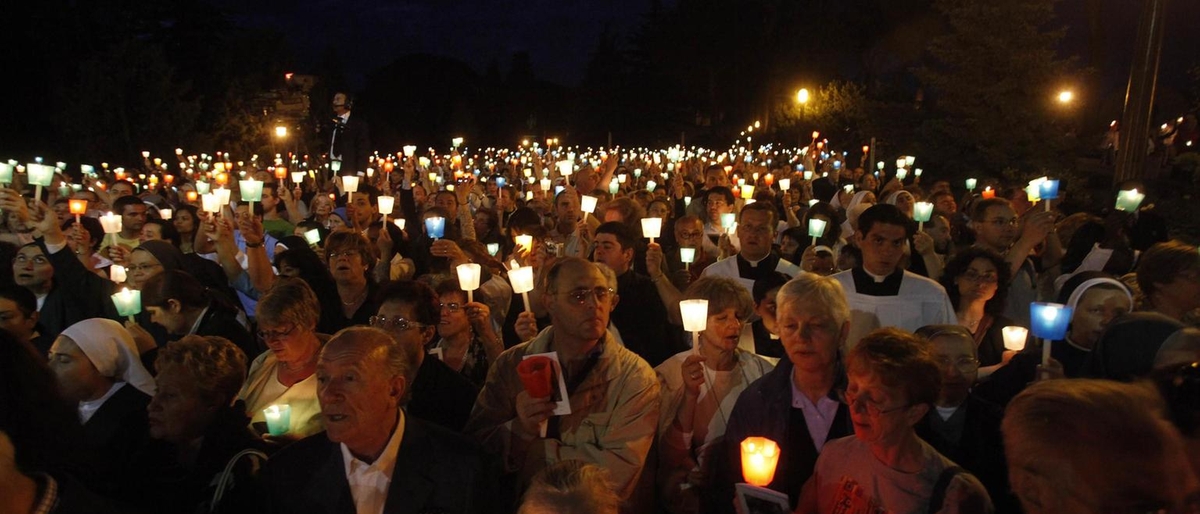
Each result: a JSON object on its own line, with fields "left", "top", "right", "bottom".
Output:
{"left": 1029, "top": 302, "right": 1072, "bottom": 340}
{"left": 425, "top": 216, "right": 446, "bottom": 239}
{"left": 1039, "top": 180, "right": 1060, "bottom": 200}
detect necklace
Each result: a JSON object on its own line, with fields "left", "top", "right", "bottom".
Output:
{"left": 341, "top": 286, "right": 368, "bottom": 306}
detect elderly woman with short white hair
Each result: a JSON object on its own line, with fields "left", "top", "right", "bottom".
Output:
{"left": 717, "top": 273, "right": 855, "bottom": 511}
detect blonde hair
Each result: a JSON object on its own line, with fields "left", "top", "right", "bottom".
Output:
{"left": 518, "top": 461, "right": 620, "bottom": 514}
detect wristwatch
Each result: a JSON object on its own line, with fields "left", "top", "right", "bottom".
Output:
{"left": 245, "top": 241, "right": 264, "bottom": 248}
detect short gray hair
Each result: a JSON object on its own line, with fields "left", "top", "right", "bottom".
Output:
{"left": 683, "top": 276, "right": 754, "bottom": 320}
{"left": 776, "top": 273, "right": 850, "bottom": 328}
{"left": 325, "top": 326, "right": 414, "bottom": 386}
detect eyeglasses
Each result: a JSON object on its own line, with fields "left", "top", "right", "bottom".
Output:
{"left": 328, "top": 250, "right": 361, "bottom": 260}
{"left": 554, "top": 287, "right": 615, "bottom": 306}
{"left": 961, "top": 271, "right": 998, "bottom": 283}
{"left": 677, "top": 230, "right": 704, "bottom": 239}
{"left": 439, "top": 302, "right": 463, "bottom": 313}
{"left": 127, "top": 263, "right": 162, "bottom": 273}
{"left": 257, "top": 325, "right": 296, "bottom": 341}
{"left": 845, "top": 388, "right": 910, "bottom": 417}
{"left": 368, "top": 315, "right": 428, "bottom": 331}
{"left": 13, "top": 255, "right": 49, "bottom": 266}
{"left": 986, "top": 217, "right": 1019, "bottom": 227}
{"left": 933, "top": 356, "right": 980, "bottom": 373}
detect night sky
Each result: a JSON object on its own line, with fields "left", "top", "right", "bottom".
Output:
{"left": 210, "top": 0, "right": 1199, "bottom": 103}
{"left": 211, "top": 0, "right": 663, "bottom": 87}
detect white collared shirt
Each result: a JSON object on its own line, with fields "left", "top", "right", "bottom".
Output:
{"left": 341, "top": 411, "right": 406, "bottom": 514}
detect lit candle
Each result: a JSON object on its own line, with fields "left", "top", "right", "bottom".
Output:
{"left": 1002, "top": 326, "right": 1028, "bottom": 352}
{"left": 239, "top": 179, "right": 263, "bottom": 213}
{"left": 680, "top": 247, "right": 696, "bottom": 270}
{"left": 808, "top": 199, "right": 819, "bottom": 207}
{"left": 740, "top": 437, "right": 781, "bottom": 487}
{"left": 965, "top": 178, "right": 977, "bottom": 191}
{"left": 68, "top": 199, "right": 87, "bottom": 225}
{"left": 641, "top": 217, "right": 662, "bottom": 244}
{"left": 214, "top": 187, "right": 231, "bottom": 213}
{"left": 807, "top": 218, "right": 827, "bottom": 246}
{"left": 580, "top": 195, "right": 598, "bottom": 215}
{"left": 515, "top": 234, "right": 533, "bottom": 254}
{"left": 263, "top": 404, "right": 291, "bottom": 436}
{"left": 27, "top": 163, "right": 55, "bottom": 201}
{"left": 377, "top": 196, "right": 395, "bottom": 224}
{"left": 720, "top": 213, "right": 736, "bottom": 231}
{"left": 304, "top": 229, "right": 321, "bottom": 246}
{"left": 291, "top": 171, "right": 305, "bottom": 186}
{"left": 158, "top": 208, "right": 172, "bottom": 220}
{"left": 679, "top": 299, "right": 709, "bottom": 352}
{"left": 905, "top": 156, "right": 916, "bottom": 167}
{"left": 452, "top": 137, "right": 464, "bottom": 148}
{"left": 201, "top": 194, "right": 220, "bottom": 214}
{"left": 0, "top": 163, "right": 13, "bottom": 184}
{"left": 740, "top": 185, "right": 754, "bottom": 200}
{"left": 913, "top": 201, "right": 934, "bottom": 231}
{"left": 803, "top": 171, "right": 813, "bottom": 181}
{"left": 456, "top": 263, "right": 482, "bottom": 303}
{"left": 110, "top": 288, "right": 142, "bottom": 321}
{"left": 109, "top": 264, "right": 127, "bottom": 283}
{"left": 196, "top": 181, "right": 211, "bottom": 195}
{"left": 425, "top": 216, "right": 446, "bottom": 240}
{"left": 981, "top": 187, "right": 995, "bottom": 199}
{"left": 342, "top": 175, "right": 359, "bottom": 205}
{"left": 778, "top": 178, "right": 790, "bottom": 191}
{"left": 186, "top": 191, "right": 198, "bottom": 202}
{"left": 403, "top": 145, "right": 417, "bottom": 158}
{"left": 508, "top": 266, "right": 535, "bottom": 312}
{"left": 1025, "top": 183, "right": 1041, "bottom": 203}
{"left": 764, "top": 173, "right": 774, "bottom": 187}
{"left": 487, "top": 243, "right": 500, "bottom": 256}
{"left": 895, "top": 168, "right": 908, "bottom": 181}
{"left": 1029, "top": 302, "right": 1073, "bottom": 369}
{"left": 557, "top": 161, "right": 573, "bottom": 176}
{"left": 1115, "top": 188, "right": 1144, "bottom": 212}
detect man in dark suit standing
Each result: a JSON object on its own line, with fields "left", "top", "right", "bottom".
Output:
{"left": 262, "top": 326, "right": 495, "bottom": 514}
{"left": 329, "top": 91, "right": 371, "bottom": 176}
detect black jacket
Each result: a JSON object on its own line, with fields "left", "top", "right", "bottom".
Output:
{"left": 915, "top": 394, "right": 1017, "bottom": 513}
{"left": 328, "top": 114, "right": 371, "bottom": 176}
{"left": 262, "top": 416, "right": 498, "bottom": 514}
{"left": 35, "top": 239, "right": 118, "bottom": 350}
{"left": 81, "top": 384, "right": 151, "bottom": 497}
{"left": 407, "top": 355, "right": 480, "bottom": 433}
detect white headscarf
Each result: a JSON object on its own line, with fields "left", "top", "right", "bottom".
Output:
{"left": 1065, "top": 277, "right": 1133, "bottom": 315}
{"left": 884, "top": 190, "right": 913, "bottom": 206}
{"left": 61, "top": 318, "right": 156, "bottom": 396}
{"left": 841, "top": 191, "right": 876, "bottom": 239}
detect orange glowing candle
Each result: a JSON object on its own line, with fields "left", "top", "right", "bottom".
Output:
{"left": 740, "top": 437, "right": 780, "bottom": 487}
{"left": 186, "top": 191, "right": 198, "bottom": 202}
{"left": 275, "top": 167, "right": 288, "bottom": 180}
{"left": 982, "top": 187, "right": 995, "bottom": 199}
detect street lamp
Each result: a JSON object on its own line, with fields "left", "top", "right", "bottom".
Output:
{"left": 796, "top": 88, "right": 810, "bottom": 105}
{"left": 1056, "top": 90, "right": 1074, "bottom": 105}
{"left": 275, "top": 125, "right": 288, "bottom": 138}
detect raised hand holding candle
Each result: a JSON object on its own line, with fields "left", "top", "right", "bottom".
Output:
{"left": 1002, "top": 326, "right": 1028, "bottom": 352}
{"left": 508, "top": 266, "right": 535, "bottom": 312}
{"left": 807, "top": 218, "right": 827, "bottom": 246}
{"left": 740, "top": 437, "right": 781, "bottom": 487}
{"left": 913, "top": 202, "right": 934, "bottom": 231}
{"left": 403, "top": 145, "right": 417, "bottom": 158}
{"left": 263, "top": 404, "right": 291, "bottom": 436}
{"left": 291, "top": 171, "right": 305, "bottom": 186}
{"left": 679, "top": 299, "right": 709, "bottom": 352}
{"left": 99, "top": 211, "right": 123, "bottom": 250}
{"left": 425, "top": 216, "right": 446, "bottom": 239}
{"left": 456, "top": 263, "right": 482, "bottom": 303}
{"left": 201, "top": 193, "right": 220, "bottom": 214}
{"left": 27, "top": 163, "right": 55, "bottom": 201}
{"left": 111, "top": 288, "right": 142, "bottom": 321}
{"left": 641, "top": 217, "right": 662, "bottom": 244}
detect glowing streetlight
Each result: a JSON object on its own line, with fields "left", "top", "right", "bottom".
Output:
{"left": 274, "top": 125, "right": 288, "bottom": 138}
{"left": 796, "top": 88, "right": 810, "bottom": 104}
{"left": 1056, "top": 90, "right": 1074, "bottom": 104}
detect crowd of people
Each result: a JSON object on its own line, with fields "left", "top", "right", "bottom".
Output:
{"left": 1, "top": 118, "right": 1199, "bottom": 514}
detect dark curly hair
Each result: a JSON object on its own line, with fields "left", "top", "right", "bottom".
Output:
{"left": 941, "top": 247, "right": 1011, "bottom": 315}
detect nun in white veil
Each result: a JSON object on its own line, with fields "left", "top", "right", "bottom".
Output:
{"left": 49, "top": 318, "right": 156, "bottom": 423}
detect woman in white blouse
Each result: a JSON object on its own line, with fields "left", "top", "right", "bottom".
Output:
{"left": 655, "top": 276, "right": 775, "bottom": 513}
{"left": 238, "top": 277, "right": 325, "bottom": 439}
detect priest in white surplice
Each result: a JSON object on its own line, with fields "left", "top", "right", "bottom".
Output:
{"left": 831, "top": 204, "right": 955, "bottom": 347}
{"left": 701, "top": 202, "right": 801, "bottom": 296}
